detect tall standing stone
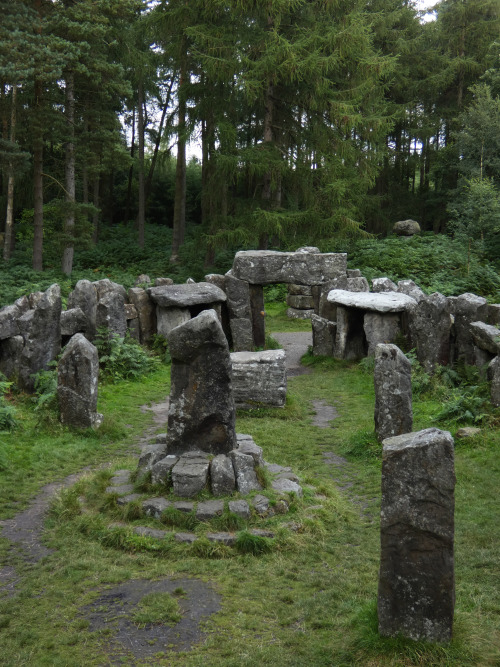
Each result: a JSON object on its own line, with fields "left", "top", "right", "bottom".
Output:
{"left": 18, "top": 284, "right": 62, "bottom": 392}
{"left": 67, "top": 279, "right": 98, "bottom": 340}
{"left": 407, "top": 293, "right": 452, "bottom": 372}
{"left": 166, "top": 309, "right": 236, "bottom": 456}
{"left": 378, "top": 428, "right": 455, "bottom": 643}
{"left": 454, "top": 293, "right": 488, "bottom": 365}
{"left": 374, "top": 344, "right": 412, "bottom": 442}
{"left": 57, "top": 333, "right": 101, "bottom": 428}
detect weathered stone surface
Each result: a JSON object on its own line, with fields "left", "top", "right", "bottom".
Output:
{"left": 67, "top": 279, "right": 98, "bottom": 340}
{"left": 372, "top": 277, "right": 397, "bottom": 293}
{"left": 17, "top": 310, "right": 34, "bottom": 340}
{"left": 397, "top": 280, "right": 425, "bottom": 303}
{"left": 265, "top": 463, "right": 292, "bottom": 474}
{"left": 288, "top": 283, "right": 313, "bottom": 296}
{"left": 142, "top": 497, "right": 171, "bottom": 518}
{"left": 363, "top": 312, "right": 401, "bottom": 356}
{"left": 154, "top": 277, "right": 174, "bottom": 287}
{"left": 171, "top": 454, "right": 210, "bottom": 497}
{"left": 0, "top": 335, "right": 23, "bottom": 379}
{"left": 150, "top": 455, "right": 179, "bottom": 486}
{"left": 271, "top": 478, "right": 303, "bottom": 497}
{"left": 232, "top": 250, "right": 347, "bottom": 285}
{"left": 156, "top": 306, "right": 190, "bottom": 337}
{"left": 275, "top": 471, "right": 300, "bottom": 483}
{"left": 229, "top": 317, "right": 254, "bottom": 352}
{"left": 327, "top": 289, "right": 416, "bottom": 313}
{"left": 173, "top": 500, "right": 195, "bottom": 513}
{"left": 228, "top": 500, "right": 250, "bottom": 519}
{"left": 286, "top": 294, "right": 315, "bottom": 309}
{"left": 225, "top": 274, "right": 251, "bottom": 320}
{"left": 96, "top": 290, "right": 127, "bottom": 338}
{"left": 407, "top": 293, "right": 452, "bottom": 371}
{"left": 110, "top": 471, "right": 131, "bottom": 485}
{"left": 18, "top": 284, "right": 62, "bottom": 392}
{"left": 230, "top": 350, "right": 286, "bottom": 408}
{"left": 393, "top": 219, "right": 421, "bottom": 236}
{"left": 196, "top": 500, "right": 224, "bottom": 521}
{"left": 206, "top": 532, "right": 236, "bottom": 546}
{"left": 28, "top": 291, "right": 44, "bottom": 308}
{"left": 93, "top": 278, "right": 127, "bottom": 302}
{"left": 334, "top": 306, "right": 367, "bottom": 360}
{"left": 311, "top": 313, "right": 336, "bottom": 356}
{"left": 166, "top": 310, "right": 236, "bottom": 455}
{"left": 236, "top": 433, "right": 265, "bottom": 467}
{"left": 124, "top": 304, "right": 137, "bottom": 320}
{"left": 286, "top": 307, "right": 314, "bottom": 319}
{"left": 253, "top": 495, "right": 270, "bottom": 515}
{"left": 470, "top": 321, "right": 500, "bottom": 355}
{"left": 346, "top": 277, "right": 369, "bottom": 292}
{"left": 210, "top": 454, "right": 236, "bottom": 496}
{"left": 230, "top": 450, "right": 262, "bottom": 495}
{"left": 148, "top": 282, "right": 226, "bottom": 308}
{"left": 0, "top": 304, "right": 21, "bottom": 339}
{"left": 60, "top": 307, "right": 87, "bottom": 337}
{"left": 374, "top": 344, "right": 412, "bottom": 442}
{"left": 249, "top": 529, "right": 275, "bottom": 538}
{"left": 175, "top": 532, "right": 198, "bottom": 543}
{"left": 134, "top": 526, "right": 168, "bottom": 539}
{"left": 378, "top": 428, "right": 455, "bottom": 643}
{"left": 204, "top": 274, "right": 226, "bottom": 291}
{"left": 296, "top": 246, "right": 320, "bottom": 254}
{"left": 486, "top": 303, "right": 500, "bottom": 326}
{"left": 454, "top": 293, "right": 489, "bottom": 364}
{"left": 57, "top": 334, "right": 100, "bottom": 428}
{"left": 455, "top": 427, "right": 481, "bottom": 439}
{"left": 347, "top": 269, "right": 362, "bottom": 278}
{"left": 135, "top": 274, "right": 151, "bottom": 286}
{"left": 487, "top": 356, "right": 500, "bottom": 407}
{"left": 116, "top": 493, "right": 142, "bottom": 506}
{"left": 106, "top": 484, "right": 135, "bottom": 495}
{"left": 138, "top": 444, "right": 166, "bottom": 472}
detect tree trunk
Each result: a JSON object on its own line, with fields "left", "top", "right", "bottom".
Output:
{"left": 62, "top": 70, "right": 76, "bottom": 275}
{"left": 170, "top": 49, "right": 187, "bottom": 264}
{"left": 124, "top": 106, "right": 135, "bottom": 224}
{"left": 92, "top": 174, "right": 100, "bottom": 243}
{"left": 3, "top": 85, "right": 17, "bottom": 261}
{"left": 32, "top": 76, "right": 44, "bottom": 272}
{"left": 137, "top": 74, "right": 145, "bottom": 247}
{"left": 146, "top": 78, "right": 174, "bottom": 203}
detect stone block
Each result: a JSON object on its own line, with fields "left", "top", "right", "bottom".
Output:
{"left": 228, "top": 500, "right": 250, "bottom": 519}
{"left": 470, "top": 321, "right": 500, "bottom": 355}
{"left": 150, "top": 455, "right": 179, "bottom": 486}
{"left": 346, "top": 277, "right": 369, "bottom": 292}
{"left": 286, "top": 294, "right": 315, "bottom": 309}
{"left": 236, "top": 434, "right": 265, "bottom": 466}
{"left": 171, "top": 454, "right": 210, "bottom": 497}
{"left": 210, "top": 454, "right": 236, "bottom": 496}
{"left": 397, "top": 280, "right": 425, "bottom": 303}
{"left": 96, "top": 290, "right": 127, "bottom": 338}
{"left": 60, "top": 307, "right": 87, "bottom": 337}
{"left": 363, "top": 312, "right": 401, "bottom": 356}
{"left": 67, "top": 279, "right": 98, "bottom": 340}
{"left": 231, "top": 250, "right": 347, "bottom": 285}
{"left": 127, "top": 287, "right": 156, "bottom": 344}
{"left": 196, "top": 500, "right": 224, "bottom": 521}
{"left": 488, "top": 356, "right": 500, "bottom": 407}
{"left": 156, "top": 306, "right": 190, "bottom": 337}
{"left": 407, "top": 293, "right": 452, "bottom": 371}
{"left": 206, "top": 532, "right": 236, "bottom": 546}
{"left": 311, "top": 313, "right": 336, "bottom": 356}
{"left": 142, "top": 497, "right": 171, "bottom": 518}
{"left": 148, "top": 282, "right": 226, "bottom": 308}
{"left": 229, "top": 317, "right": 254, "bottom": 351}
{"left": 372, "top": 277, "right": 397, "bottom": 293}
{"left": 374, "top": 344, "right": 412, "bottom": 442}
{"left": 138, "top": 444, "right": 166, "bottom": 472}
{"left": 271, "top": 478, "right": 303, "bottom": 497}
{"left": 286, "top": 307, "right": 314, "bottom": 319}
{"left": 230, "top": 350, "right": 286, "bottom": 408}
{"left": 230, "top": 450, "right": 262, "bottom": 495}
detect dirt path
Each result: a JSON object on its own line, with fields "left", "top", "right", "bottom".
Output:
{"left": 271, "top": 331, "right": 312, "bottom": 376}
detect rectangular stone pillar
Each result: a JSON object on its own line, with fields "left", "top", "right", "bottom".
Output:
{"left": 378, "top": 428, "right": 455, "bottom": 643}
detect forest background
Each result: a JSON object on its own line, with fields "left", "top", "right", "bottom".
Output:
{"left": 0, "top": 0, "right": 499, "bottom": 304}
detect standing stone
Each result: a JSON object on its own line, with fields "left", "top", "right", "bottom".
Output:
{"left": 225, "top": 274, "right": 254, "bottom": 351}
{"left": 318, "top": 276, "right": 348, "bottom": 321}
{"left": 96, "top": 290, "right": 127, "bottom": 338}
{"left": 454, "top": 293, "right": 489, "bottom": 365}
{"left": 18, "top": 284, "right": 62, "bottom": 392}
{"left": 229, "top": 318, "right": 254, "bottom": 352}
{"left": 0, "top": 336, "right": 24, "bottom": 380}
{"left": 407, "top": 293, "right": 452, "bottom": 372}
{"left": 127, "top": 287, "right": 156, "bottom": 344}
{"left": 397, "top": 280, "right": 425, "bottom": 303}
{"left": 363, "top": 313, "right": 401, "bottom": 356}
{"left": 156, "top": 307, "right": 191, "bottom": 337}
{"left": 60, "top": 307, "right": 88, "bottom": 338}
{"left": 378, "top": 428, "right": 455, "bottom": 643}
{"left": 487, "top": 356, "right": 500, "bottom": 407}
{"left": 311, "top": 314, "right": 336, "bottom": 356}
{"left": 166, "top": 309, "right": 236, "bottom": 455}
{"left": 249, "top": 284, "right": 265, "bottom": 349}
{"left": 57, "top": 333, "right": 101, "bottom": 428}
{"left": 67, "top": 279, "right": 98, "bottom": 340}
{"left": 374, "top": 344, "right": 412, "bottom": 442}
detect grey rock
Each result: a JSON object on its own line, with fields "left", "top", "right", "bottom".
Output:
{"left": 230, "top": 450, "right": 262, "bottom": 495}
{"left": 156, "top": 306, "right": 190, "bottom": 337}
{"left": 225, "top": 274, "right": 251, "bottom": 320}
{"left": 286, "top": 294, "right": 315, "bottom": 309}
{"left": 228, "top": 500, "right": 250, "bottom": 519}
{"left": 454, "top": 293, "right": 489, "bottom": 364}
{"left": 346, "top": 277, "right": 370, "bottom": 292}
{"left": 407, "top": 293, "right": 452, "bottom": 371}
{"left": 206, "top": 532, "right": 236, "bottom": 546}
{"left": 319, "top": 276, "right": 348, "bottom": 320}
{"left": 142, "top": 497, "right": 171, "bottom": 518}
{"left": 134, "top": 526, "right": 168, "bottom": 539}
{"left": 93, "top": 278, "right": 127, "bottom": 303}
{"left": 67, "top": 280, "right": 98, "bottom": 340}
{"left": 0, "top": 335, "right": 23, "bottom": 379}
{"left": 296, "top": 246, "right": 320, "bottom": 253}
{"left": 288, "top": 283, "right": 313, "bottom": 296}
{"left": 173, "top": 501, "right": 195, "bottom": 513}
{"left": 249, "top": 529, "right": 275, "bottom": 538}
{"left": 171, "top": 455, "right": 210, "bottom": 498}
{"left": 148, "top": 282, "right": 226, "bottom": 308}
{"left": 311, "top": 313, "right": 336, "bottom": 356}
{"left": 124, "top": 303, "right": 137, "bottom": 320}
{"left": 18, "top": 284, "right": 62, "bottom": 392}
{"left": 327, "top": 289, "right": 416, "bottom": 313}
{"left": 397, "top": 280, "right": 425, "bottom": 303}
{"left": 210, "top": 455, "right": 236, "bottom": 496}
{"left": 347, "top": 269, "right": 362, "bottom": 278}
{"left": 230, "top": 350, "right": 286, "bottom": 408}
{"left": 265, "top": 463, "right": 292, "bottom": 474}
{"left": 204, "top": 274, "right": 226, "bottom": 291}
{"left": 488, "top": 356, "right": 500, "bottom": 407}
{"left": 236, "top": 434, "right": 265, "bottom": 467}
{"left": 275, "top": 472, "right": 300, "bottom": 483}
{"left": 138, "top": 444, "right": 166, "bottom": 472}
{"left": 96, "top": 290, "right": 127, "bottom": 339}
{"left": 116, "top": 493, "right": 142, "bottom": 506}
{"left": 253, "top": 495, "right": 270, "bottom": 515}
{"left": 127, "top": 317, "right": 140, "bottom": 341}
{"left": 455, "top": 427, "right": 481, "bottom": 439}
{"left": 60, "top": 307, "right": 87, "bottom": 337}
{"left": 135, "top": 274, "right": 151, "bottom": 286}
{"left": 150, "top": 455, "right": 179, "bottom": 486}
{"left": 57, "top": 334, "right": 100, "bottom": 428}
{"left": 196, "top": 500, "right": 225, "bottom": 521}
{"left": 229, "top": 317, "right": 254, "bottom": 351}
{"left": 28, "top": 291, "right": 44, "bottom": 308}
{"left": 271, "top": 478, "right": 303, "bottom": 497}
{"left": 363, "top": 312, "right": 401, "bottom": 356}
{"left": 470, "top": 321, "right": 500, "bottom": 355}
{"left": 286, "top": 307, "right": 314, "bottom": 319}
{"left": 0, "top": 304, "right": 21, "bottom": 339}
{"left": 231, "top": 250, "right": 347, "bottom": 286}
{"left": 127, "top": 287, "right": 156, "bottom": 344}
{"left": 374, "top": 344, "right": 412, "bottom": 443}
{"left": 17, "top": 309, "right": 34, "bottom": 340}
{"left": 175, "top": 532, "right": 198, "bottom": 543}
{"left": 378, "top": 428, "right": 455, "bottom": 643}
{"left": 166, "top": 310, "right": 236, "bottom": 456}
{"left": 393, "top": 219, "right": 421, "bottom": 236}
{"left": 154, "top": 277, "right": 174, "bottom": 287}
{"left": 372, "top": 277, "right": 397, "bottom": 293}
{"left": 110, "top": 471, "right": 131, "bottom": 485}
{"left": 106, "top": 484, "right": 135, "bottom": 495}
{"left": 486, "top": 303, "right": 500, "bottom": 326}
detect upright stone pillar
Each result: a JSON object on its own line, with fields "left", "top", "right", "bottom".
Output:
{"left": 57, "top": 333, "right": 101, "bottom": 428}
{"left": 166, "top": 309, "right": 236, "bottom": 455}
{"left": 378, "top": 428, "right": 455, "bottom": 643}
{"left": 374, "top": 344, "right": 412, "bottom": 442}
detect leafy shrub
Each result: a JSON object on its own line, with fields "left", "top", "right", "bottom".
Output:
{"left": 95, "top": 328, "right": 160, "bottom": 382}
{"left": 32, "top": 366, "right": 59, "bottom": 422}
{"left": 0, "top": 376, "right": 18, "bottom": 431}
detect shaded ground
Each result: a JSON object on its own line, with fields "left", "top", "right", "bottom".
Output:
{"left": 83, "top": 577, "right": 221, "bottom": 662}
{"left": 272, "top": 331, "right": 312, "bottom": 376}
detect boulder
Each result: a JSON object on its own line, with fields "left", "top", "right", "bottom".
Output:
{"left": 271, "top": 478, "right": 303, "bottom": 497}
{"left": 0, "top": 304, "right": 21, "bottom": 340}
{"left": 60, "top": 307, "right": 87, "bottom": 337}
{"left": 138, "top": 444, "right": 166, "bottom": 473}
{"left": 236, "top": 433, "right": 265, "bottom": 467}
{"left": 127, "top": 287, "right": 156, "bottom": 344}
{"left": 67, "top": 280, "right": 98, "bottom": 340}
{"left": 57, "top": 333, "right": 100, "bottom": 428}
{"left": 378, "top": 428, "right": 455, "bottom": 643}
{"left": 469, "top": 321, "right": 500, "bottom": 355}
{"left": 228, "top": 500, "right": 250, "bottom": 519}
{"left": 346, "top": 277, "right": 370, "bottom": 292}
{"left": 134, "top": 274, "right": 151, "bottom": 286}
{"left": 407, "top": 293, "right": 452, "bottom": 371}
{"left": 311, "top": 313, "right": 336, "bottom": 356}
{"left": 397, "top": 280, "right": 425, "bottom": 302}
{"left": 374, "top": 344, "right": 412, "bottom": 442}
{"left": 142, "top": 497, "right": 171, "bottom": 519}
{"left": 392, "top": 219, "right": 421, "bottom": 236}
{"left": 230, "top": 350, "right": 286, "bottom": 408}
{"left": 204, "top": 274, "right": 226, "bottom": 291}
{"left": 95, "top": 290, "right": 127, "bottom": 339}
{"left": 154, "top": 277, "right": 174, "bottom": 286}
{"left": 166, "top": 309, "right": 236, "bottom": 455}
{"left": 93, "top": 278, "right": 127, "bottom": 302}
{"left": 372, "top": 277, "right": 397, "bottom": 293}
{"left": 231, "top": 250, "right": 347, "bottom": 285}
{"left": 150, "top": 455, "right": 179, "bottom": 486}
{"left": 18, "top": 284, "right": 62, "bottom": 392}
{"left": 454, "top": 293, "right": 489, "bottom": 364}
{"left": 148, "top": 282, "right": 226, "bottom": 308}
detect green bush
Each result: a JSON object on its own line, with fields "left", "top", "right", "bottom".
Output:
{"left": 94, "top": 329, "right": 160, "bottom": 382}
{"left": 0, "top": 376, "right": 18, "bottom": 431}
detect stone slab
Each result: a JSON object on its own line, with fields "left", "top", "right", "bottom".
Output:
{"left": 327, "top": 289, "right": 416, "bottom": 313}
{"left": 232, "top": 250, "right": 347, "bottom": 285}
{"left": 147, "top": 282, "right": 226, "bottom": 308}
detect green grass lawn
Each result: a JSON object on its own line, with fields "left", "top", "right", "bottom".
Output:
{"left": 0, "top": 347, "right": 499, "bottom": 665}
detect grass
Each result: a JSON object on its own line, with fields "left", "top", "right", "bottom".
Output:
{"left": 0, "top": 349, "right": 499, "bottom": 665}
{"left": 132, "top": 591, "right": 183, "bottom": 627}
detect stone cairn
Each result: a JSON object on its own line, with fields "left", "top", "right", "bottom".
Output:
{"left": 378, "top": 428, "right": 455, "bottom": 643}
